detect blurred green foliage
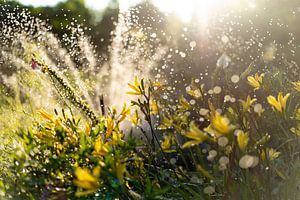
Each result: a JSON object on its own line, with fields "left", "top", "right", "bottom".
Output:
{"left": 0, "top": 0, "right": 119, "bottom": 55}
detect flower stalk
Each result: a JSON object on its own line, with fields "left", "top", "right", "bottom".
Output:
{"left": 31, "top": 56, "right": 99, "bottom": 125}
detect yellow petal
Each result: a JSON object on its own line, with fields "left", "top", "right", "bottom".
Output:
{"left": 268, "top": 148, "right": 281, "bottom": 161}
{"left": 75, "top": 168, "right": 97, "bottom": 183}
{"left": 182, "top": 140, "right": 201, "bottom": 149}
{"left": 38, "top": 110, "right": 54, "bottom": 122}
{"left": 74, "top": 167, "right": 98, "bottom": 190}
{"left": 237, "top": 130, "right": 249, "bottom": 151}
{"left": 134, "top": 76, "right": 140, "bottom": 88}
{"left": 128, "top": 110, "right": 139, "bottom": 126}
{"left": 126, "top": 91, "right": 142, "bottom": 95}
{"left": 280, "top": 93, "right": 290, "bottom": 110}
{"left": 128, "top": 83, "right": 141, "bottom": 94}
{"left": 179, "top": 96, "right": 191, "bottom": 110}
{"left": 161, "top": 135, "right": 173, "bottom": 151}
{"left": 105, "top": 117, "right": 114, "bottom": 138}
{"left": 185, "top": 121, "right": 208, "bottom": 141}
{"left": 247, "top": 76, "right": 260, "bottom": 89}
{"left": 267, "top": 95, "right": 282, "bottom": 112}
{"left": 240, "top": 95, "right": 256, "bottom": 112}
{"left": 204, "top": 124, "right": 218, "bottom": 138}
{"left": 150, "top": 100, "right": 159, "bottom": 115}
{"left": 93, "top": 166, "right": 101, "bottom": 177}
{"left": 292, "top": 82, "right": 300, "bottom": 92}
{"left": 212, "top": 112, "right": 234, "bottom": 135}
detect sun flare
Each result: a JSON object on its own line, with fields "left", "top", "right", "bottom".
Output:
{"left": 150, "top": 0, "right": 256, "bottom": 23}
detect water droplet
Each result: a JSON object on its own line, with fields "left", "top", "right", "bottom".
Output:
{"left": 217, "top": 53, "right": 231, "bottom": 69}
{"left": 221, "top": 35, "right": 229, "bottom": 43}
{"left": 231, "top": 75, "right": 240, "bottom": 83}
{"left": 218, "top": 137, "right": 229, "bottom": 147}
{"left": 150, "top": 33, "right": 157, "bottom": 38}
{"left": 170, "top": 158, "right": 177, "bottom": 165}
{"left": 213, "top": 86, "right": 222, "bottom": 94}
{"left": 179, "top": 52, "right": 186, "bottom": 58}
{"left": 203, "top": 186, "right": 215, "bottom": 194}
{"left": 189, "top": 41, "right": 196, "bottom": 50}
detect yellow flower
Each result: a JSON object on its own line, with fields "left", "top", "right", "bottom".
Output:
{"left": 237, "top": 130, "right": 249, "bottom": 151}
{"left": 74, "top": 167, "right": 100, "bottom": 193}
{"left": 152, "top": 81, "right": 162, "bottom": 89}
{"left": 178, "top": 96, "right": 191, "bottom": 111}
{"left": 268, "top": 148, "right": 281, "bottom": 160}
{"left": 128, "top": 110, "right": 140, "bottom": 126}
{"left": 247, "top": 73, "right": 264, "bottom": 90}
{"left": 110, "top": 131, "right": 124, "bottom": 145}
{"left": 182, "top": 121, "right": 208, "bottom": 149}
{"left": 187, "top": 88, "right": 201, "bottom": 98}
{"left": 210, "top": 112, "right": 235, "bottom": 136}
{"left": 267, "top": 92, "right": 290, "bottom": 113}
{"left": 290, "top": 125, "right": 300, "bottom": 137}
{"left": 239, "top": 95, "right": 256, "bottom": 113}
{"left": 55, "top": 118, "right": 71, "bottom": 133}
{"left": 35, "top": 130, "right": 56, "bottom": 141}
{"left": 111, "top": 105, "right": 117, "bottom": 115}
{"left": 127, "top": 76, "right": 142, "bottom": 95}
{"left": 54, "top": 142, "right": 63, "bottom": 154}
{"left": 85, "top": 123, "right": 91, "bottom": 136}
{"left": 261, "top": 148, "right": 280, "bottom": 161}
{"left": 161, "top": 135, "right": 175, "bottom": 153}
{"left": 105, "top": 117, "right": 115, "bottom": 138}
{"left": 158, "top": 115, "right": 173, "bottom": 130}
{"left": 119, "top": 104, "right": 131, "bottom": 122}
{"left": 186, "top": 84, "right": 204, "bottom": 98}
{"left": 150, "top": 100, "right": 159, "bottom": 115}
{"left": 292, "top": 82, "right": 300, "bottom": 92}
{"left": 93, "top": 136, "right": 109, "bottom": 156}
{"left": 204, "top": 124, "right": 218, "bottom": 138}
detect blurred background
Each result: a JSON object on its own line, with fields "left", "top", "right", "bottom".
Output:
{"left": 0, "top": 0, "right": 299, "bottom": 108}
